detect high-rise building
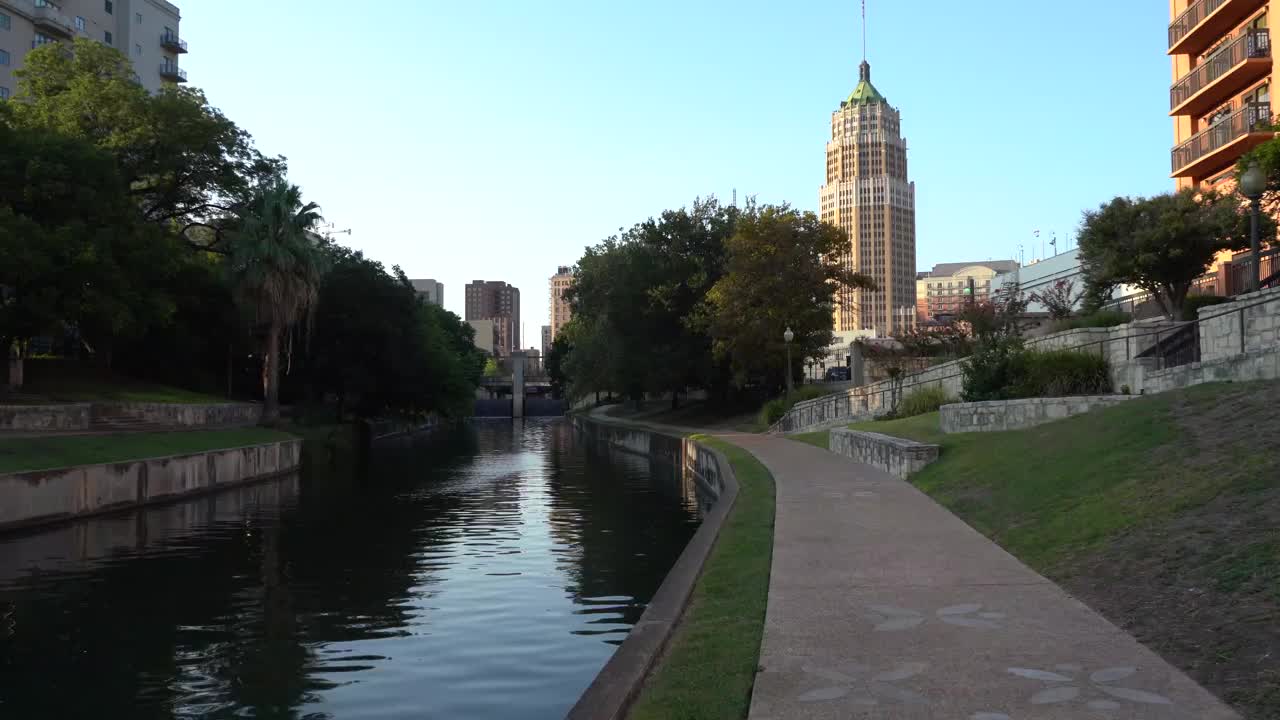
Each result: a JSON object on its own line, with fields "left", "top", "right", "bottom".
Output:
{"left": 541, "top": 325, "right": 552, "bottom": 359}
{"left": 410, "top": 279, "right": 444, "bottom": 307}
{"left": 549, "top": 266, "right": 573, "bottom": 340}
{"left": 468, "top": 319, "right": 498, "bottom": 356}
{"left": 0, "top": 0, "right": 186, "bottom": 99}
{"left": 465, "top": 280, "right": 520, "bottom": 357}
{"left": 819, "top": 60, "right": 917, "bottom": 337}
{"left": 1169, "top": 0, "right": 1275, "bottom": 192}
{"left": 915, "top": 260, "right": 1019, "bottom": 322}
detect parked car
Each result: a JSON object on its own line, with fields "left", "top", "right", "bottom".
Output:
{"left": 824, "top": 366, "right": 851, "bottom": 382}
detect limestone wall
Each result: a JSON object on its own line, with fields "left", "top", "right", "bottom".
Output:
{"left": 1144, "top": 346, "right": 1280, "bottom": 395}
{"left": 939, "top": 396, "right": 1136, "bottom": 434}
{"left": 0, "top": 439, "right": 301, "bottom": 532}
{"left": 93, "top": 402, "right": 261, "bottom": 427}
{"left": 1198, "top": 286, "right": 1280, "bottom": 362}
{"left": 828, "top": 428, "right": 940, "bottom": 479}
{"left": 0, "top": 404, "right": 91, "bottom": 431}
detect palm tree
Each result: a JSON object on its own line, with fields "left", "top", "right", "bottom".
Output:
{"left": 227, "top": 178, "right": 324, "bottom": 424}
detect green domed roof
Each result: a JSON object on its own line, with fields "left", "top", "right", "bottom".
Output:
{"left": 844, "top": 60, "right": 886, "bottom": 106}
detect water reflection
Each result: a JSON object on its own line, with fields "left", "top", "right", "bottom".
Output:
{"left": 0, "top": 419, "right": 699, "bottom": 720}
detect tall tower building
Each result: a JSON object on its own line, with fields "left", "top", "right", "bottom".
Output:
{"left": 465, "top": 281, "right": 520, "bottom": 357}
{"left": 819, "top": 60, "right": 917, "bottom": 337}
{"left": 549, "top": 266, "right": 573, "bottom": 341}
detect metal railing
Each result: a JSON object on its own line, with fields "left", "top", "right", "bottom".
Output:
{"left": 1172, "top": 101, "right": 1271, "bottom": 173}
{"left": 1170, "top": 29, "right": 1270, "bottom": 110}
{"left": 1169, "top": 0, "right": 1232, "bottom": 49}
{"left": 160, "top": 31, "right": 187, "bottom": 53}
{"left": 159, "top": 62, "right": 187, "bottom": 82}
{"left": 773, "top": 291, "right": 1280, "bottom": 433}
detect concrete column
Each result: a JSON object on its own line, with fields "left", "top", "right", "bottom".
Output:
{"left": 511, "top": 351, "right": 526, "bottom": 418}
{"left": 849, "top": 343, "right": 865, "bottom": 386}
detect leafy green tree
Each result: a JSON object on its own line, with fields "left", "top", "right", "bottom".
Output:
{"left": 704, "top": 203, "right": 875, "bottom": 390}
{"left": 1078, "top": 190, "right": 1261, "bottom": 319}
{"left": 9, "top": 40, "right": 283, "bottom": 250}
{"left": 226, "top": 179, "right": 325, "bottom": 423}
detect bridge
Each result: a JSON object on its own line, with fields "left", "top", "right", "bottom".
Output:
{"left": 475, "top": 351, "right": 565, "bottom": 418}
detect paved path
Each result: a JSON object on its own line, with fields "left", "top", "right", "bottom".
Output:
{"left": 723, "top": 433, "right": 1239, "bottom": 720}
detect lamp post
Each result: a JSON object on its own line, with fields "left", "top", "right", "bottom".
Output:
{"left": 1241, "top": 161, "right": 1267, "bottom": 293}
{"left": 783, "top": 326, "right": 795, "bottom": 398}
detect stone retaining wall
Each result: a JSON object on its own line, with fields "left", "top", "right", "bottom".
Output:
{"left": 828, "top": 428, "right": 939, "bottom": 479}
{"left": 1144, "top": 345, "right": 1280, "bottom": 395}
{"left": 0, "top": 439, "right": 301, "bottom": 532}
{"left": 93, "top": 402, "right": 261, "bottom": 426}
{"left": 1197, "top": 286, "right": 1280, "bottom": 363}
{"left": 939, "top": 396, "right": 1135, "bottom": 434}
{"left": 0, "top": 403, "right": 91, "bottom": 431}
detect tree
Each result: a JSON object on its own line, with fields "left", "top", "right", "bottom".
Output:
{"left": 226, "top": 179, "right": 324, "bottom": 424}
{"left": 9, "top": 40, "right": 283, "bottom": 251}
{"left": 1078, "top": 190, "right": 1260, "bottom": 320}
{"left": 704, "top": 203, "right": 875, "bottom": 390}
{"left": 1030, "top": 278, "right": 1084, "bottom": 320}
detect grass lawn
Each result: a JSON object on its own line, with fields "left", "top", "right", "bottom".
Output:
{"left": 0, "top": 428, "right": 296, "bottom": 474}
{"left": 628, "top": 437, "right": 775, "bottom": 720}
{"left": 791, "top": 429, "right": 831, "bottom": 450}
{"left": 16, "top": 377, "right": 227, "bottom": 404}
{"left": 841, "top": 381, "right": 1280, "bottom": 718}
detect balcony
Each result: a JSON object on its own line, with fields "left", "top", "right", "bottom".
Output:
{"left": 1169, "top": 0, "right": 1266, "bottom": 56}
{"left": 1170, "top": 28, "right": 1271, "bottom": 117}
{"left": 1171, "top": 101, "right": 1273, "bottom": 178}
{"left": 159, "top": 62, "right": 187, "bottom": 83}
{"left": 160, "top": 31, "right": 188, "bottom": 53}
{"left": 31, "top": 2, "right": 74, "bottom": 37}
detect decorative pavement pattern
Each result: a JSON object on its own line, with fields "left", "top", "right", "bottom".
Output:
{"left": 721, "top": 433, "right": 1241, "bottom": 720}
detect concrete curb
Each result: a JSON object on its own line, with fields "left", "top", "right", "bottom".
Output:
{"left": 565, "top": 416, "right": 741, "bottom": 720}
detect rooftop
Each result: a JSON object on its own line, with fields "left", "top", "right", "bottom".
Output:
{"left": 843, "top": 61, "right": 887, "bottom": 107}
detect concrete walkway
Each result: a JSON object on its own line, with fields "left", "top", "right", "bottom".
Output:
{"left": 723, "top": 434, "right": 1239, "bottom": 720}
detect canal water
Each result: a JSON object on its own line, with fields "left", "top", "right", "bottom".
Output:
{"left": 0, "top": 419, "right": 702, "bottom": 719}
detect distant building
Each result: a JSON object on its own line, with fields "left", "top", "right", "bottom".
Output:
{"left": 468, "top": 319, "right": 498, "bottom": 356}
{"left": 410, "top": 279, "right": 445, "bottom": 306}
{"left": 916, "top": 260, "right": 1019, "bottom": 322}
{"left": 549, "top": 266, "right": 573, "bottom": 340}
{"left": 465, "top": 280, "right": 520, "bottom": 356}
{"left": 541, "top": 325, "right": 552, "bottom": 359}
{"left": 0, "top": 0, "right": 188, "bottom": 97}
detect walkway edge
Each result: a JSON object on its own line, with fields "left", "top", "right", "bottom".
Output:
{"left": 566, "top": 416, "right": 741, "bottom": 720}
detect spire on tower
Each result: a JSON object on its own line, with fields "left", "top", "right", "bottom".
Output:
{"left": 861, "top": 0, "right": 867, "bottom": 62}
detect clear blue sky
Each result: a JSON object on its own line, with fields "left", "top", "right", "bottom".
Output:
{"left": 182, "top": 0, "right": 1172, "bottom": 332}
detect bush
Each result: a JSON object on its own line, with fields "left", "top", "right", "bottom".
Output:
{"left": 1016, "top": 350, "right": 1112, "bottom": 397}
{"left": 1182, "top": 294, "right": 1229, "bottom": 321}
{"left": 756, "top": 384, "right": 835, "bottom": 427}
{"left": 963, "top": 338, "right": 1111, "bottom": 401}
{"left": 898, "top": 386, "right": 952, "bottom": 417}
{"left": 758, "top": 398, "right": 788, "bottom": 426}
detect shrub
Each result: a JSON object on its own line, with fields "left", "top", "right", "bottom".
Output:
{"left": 1182, "top": 294, "right": 1229, "bottom": 321}
{"left": 898, "top": 386, "right": 952, "bottom": 417}
{"left": 1016, "top": 350, "right": 1112, "bottom": 397}
{"left": 961, "top": 335, "right": 1029, "bottom": 402}
{"left": 1050, "top": 310, "right": 1131, "bottom": 333}
{"left": 758, "top": 398, "right": 788, "bottom": 426}
{"left": 756, "top": 384, "right": 836, "bottom": 427}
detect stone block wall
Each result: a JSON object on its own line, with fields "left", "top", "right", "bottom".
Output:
{"left": 92, "top": 402, "right": 262, "bottom": 427}
{"left": 0, "top": 439, "right": 301, "bottom": 532}
{"left": 828, "top": 428, "right": 940, "bottom": 479}
{"left": 0, "top": 404, "right": 91, "bottom": 431}
{"left": 1143, "top": 346, "right": 1280, "bottom": 395}
{"left": 939, "top": 396, "right": 1136, "bottom": 434}
{"left": 1198, "top": 286, "right": 1280, "bottom": 363}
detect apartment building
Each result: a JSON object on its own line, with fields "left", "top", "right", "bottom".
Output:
{"left": 410, "top": 279, "right": 444, "bottom": 307}
{"left": 819, "top": 60, "right": 918, "bottom": 337}
{"left": 915, "top": 260, "right": 1019, "bottom": 322}
{"left": 549, "top": 266, "right": 573, "bottom": 340}
{"left": 1169, "top": 0, "right": 1276, "bottom": 191}
{"left": 0, "top": 0, "right": 185, "bottom": 99}
{"left": 465, "top": 280, "right": 520, "bottom": 357}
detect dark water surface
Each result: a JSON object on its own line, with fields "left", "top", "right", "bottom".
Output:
{"left": 0, "top": 419, "right": 700, "bottom": 719}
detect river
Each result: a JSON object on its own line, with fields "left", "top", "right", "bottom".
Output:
{"left": 0, "top": 419, "right": 701, "bottom": 719}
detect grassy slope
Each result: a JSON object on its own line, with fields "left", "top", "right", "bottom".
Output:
{"left": 847, "top": 381, "right": 1280, "bottom": 716}
{"left": 17, "top": 377, "right": 226, "bottom": 404}
{"left": 628, "top": 437, "right": 775, "bottom": 720}
{"left": 0, "top": 428, "right": 296, "bottom": 474}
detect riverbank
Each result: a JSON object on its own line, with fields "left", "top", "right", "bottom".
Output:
{"left": 789, "top": 380, "right": 1279, "bottom": 718}
{"left": 0, "top": 427, "right": 295, "bottom": 474}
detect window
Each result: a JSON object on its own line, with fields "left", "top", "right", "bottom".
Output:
{"left": 75, "top": 16, "right": 85, "bottom": 31}
{"left": 134, "top": 43, "right": 141, "bottom": 56}
{"left": 0, "top": 50, "right": 7, "bottom": 66}
{"left": 136, "top": 12, "right": 142, "bottom": 24}
{"left": 104, "top": 30, "right": 112, "bottom": 44}
{"left": 33, "top": 32, "right": 53, "bottom": 46}
{"left": 0, "top": 87, "right": 8, "bottom": 100}
{"left": 0, "top": 12, "right": 9, "bottom": 31}
{"left": 105, "top": 1, "right": 113, "bottom": 14}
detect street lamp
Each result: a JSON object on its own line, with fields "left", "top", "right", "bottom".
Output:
{"left": 783, "top": 326, "right": 795, "bottom": 398}
{"left": 1241, "top": 161, "right": 1267, "bottom": 293}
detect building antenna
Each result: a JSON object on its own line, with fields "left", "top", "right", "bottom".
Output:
{"left": 732, "top": 188, "right": 738, "bottom": 207}
{"left": 862, "top": 0, "right": 867, "bottom": 61}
